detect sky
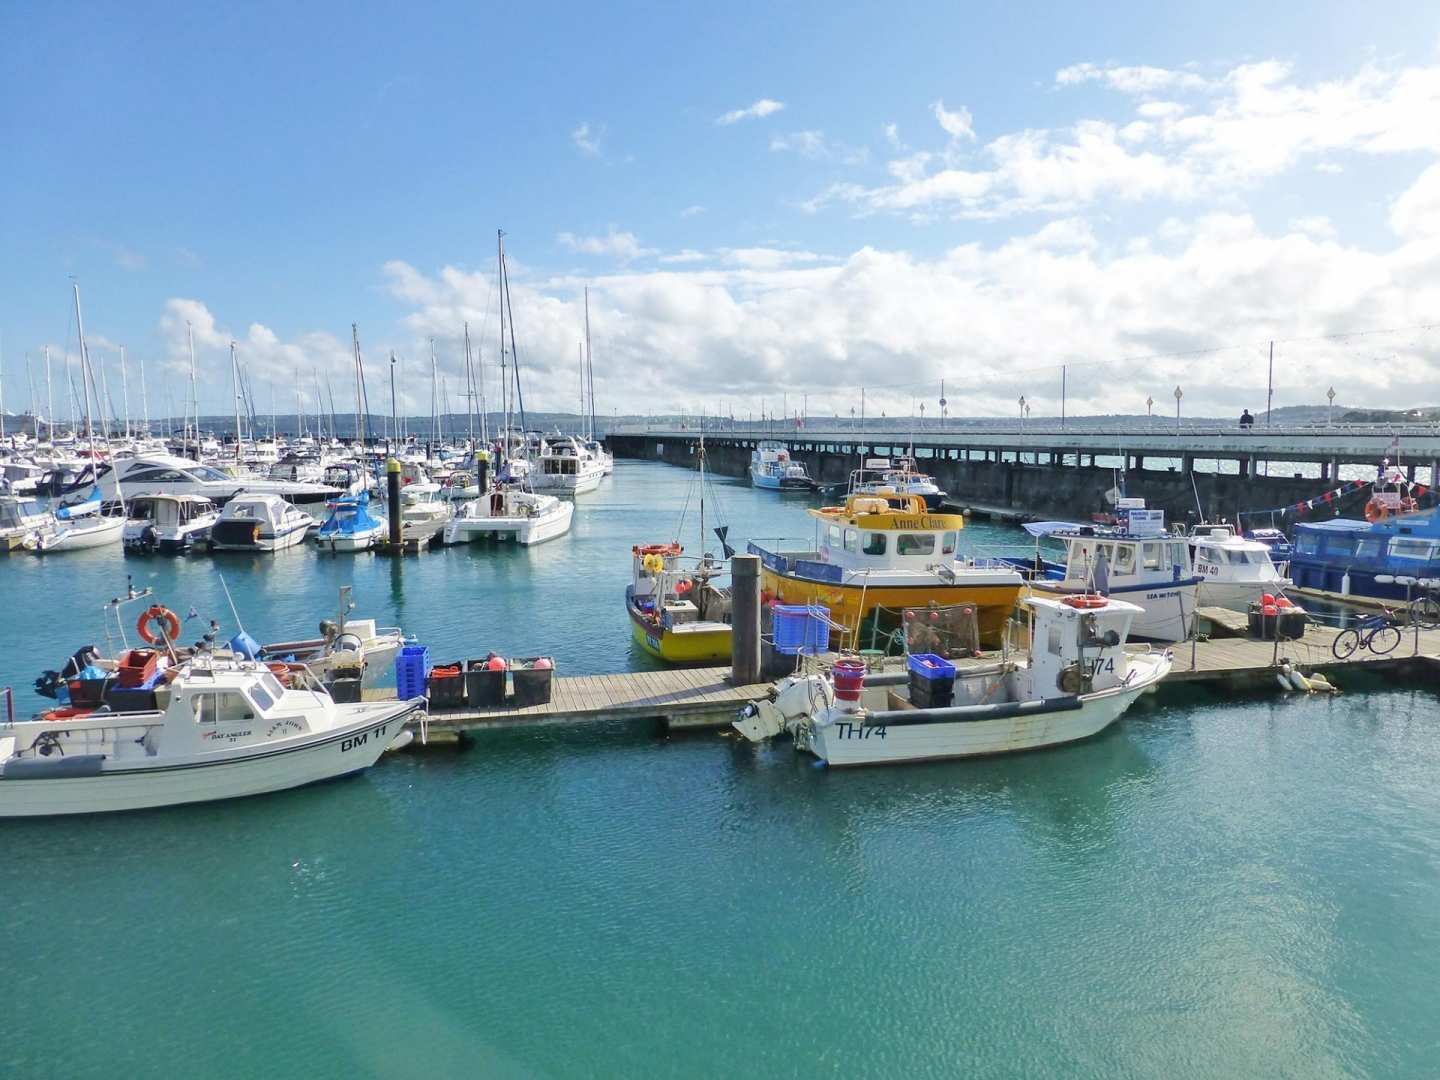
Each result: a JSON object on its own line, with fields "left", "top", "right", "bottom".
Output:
{"left": 2, "top": 1, "right": 1439, "bottom": 424}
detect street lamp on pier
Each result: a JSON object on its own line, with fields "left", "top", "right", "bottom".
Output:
{"left": 1327, "top": 386, "right": 1336, "bottom": 426}
{"left": 1173, "top": 386, "right": 1183, "bottom": 433}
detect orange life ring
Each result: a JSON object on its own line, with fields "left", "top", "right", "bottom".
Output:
{"left": 137, "top": 605, "right": 182, "bottom": 645}
{"left": 676, "top": 579, "right": 693, "bottom": 596}
{"left": 1364, "top": 500, "right": 1387, "bottom": 523}
{"left": 1061, "top": 593, "right": 1108, "bottom": 609}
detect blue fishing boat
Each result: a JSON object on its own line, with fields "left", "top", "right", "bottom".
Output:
{"left": 315, "top": 491, "right": 384, "bottom": 552}
{"left": 1289, "top": 512, "right": 1440, "bottom": 600}
{"left": 749, "top": 442, "right": 816, "bottom": 490}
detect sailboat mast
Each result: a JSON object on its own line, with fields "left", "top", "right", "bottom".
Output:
{"left": 139, "top": 350, "right": 148, "bottom": 435}
{"left": 498, "top": 230, "right": 509, "bottom": 451}
{"left": 463, "top": 321, "right": 475, "bottom": 448}
{"left": 72, "top": 283, "right": 96, "bottom": 459}
{"left": 351, "top": 323, "right": 363, "bottom": 448}
{"left": 230, "top": 340, "right": 243, "bottom": 462}
{"left": 185, "top": 321, "right": 197, "bottom": 457}
{"left": 119, "top": 345, "right": 130, "bottom": 440}
{"left": 578, "top": 342, "right": 585, "bottom": 430}
{"left": 44, "top": 345, "right": 53, "bottom": 442}
{"left": 429, "top": 337, "right": 438, "bottom": 450}
{"left": 500, "top": 236, "right": 525, "bottom": 432}
{"left": 584, "top": 286, "right": 595, "bottom": 440}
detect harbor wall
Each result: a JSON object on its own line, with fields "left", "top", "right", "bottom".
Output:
{"left": 606, "top": 433, "right": 1345, "bottom": 524}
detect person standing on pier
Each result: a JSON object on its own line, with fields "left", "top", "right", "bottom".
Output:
{"left": 1239, "top": 409, "right": 1255, "bottom": 429}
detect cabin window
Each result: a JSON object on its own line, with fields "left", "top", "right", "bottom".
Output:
{"left": 261, "top": 673, "right": 286, "bottom": 699}
{"left": 1047, "top": 626, "right": 1063, "bottom": 655}
{"left": 1142, "top": 543, "right": 1163, "bottom": 570}
{"left": 1113, "top": 545, "right": 1135, "bottom": 574}
{"left": 249, "top": 685, "right": 274, "bottom": 712}
{"left": 862, "top": 532, "right": 887, "bottom": 555}
{"left": 1390, "top": 538, "right": 1437, "bottom": 560}
{"left": 1199, "top": 547, "right": 1228, "bottom": 564}
{"left": 843, "top": 528, "right": 858, "bottom": 552}
{"left": 1354, "top": 537, "right": 1385, "bottom": 559}
{"left": 1169, "top": 543, "right": 1189, "bottom": 566}
{"left": 896, "top": 533, "right": 935, "bottom": 556}
{"left": 191, "top": 693, "right": 252, "bottom": 723}
{"left": 941, "top": 531, "right": 957, "bottom": 556}
{"left": 1296, "top": 534, "right": 1320, "bottom": 555}
{"left": 827, "top": 525, "right": 843, "bottom": 548}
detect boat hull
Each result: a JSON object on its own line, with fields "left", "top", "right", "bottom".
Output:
{"left": 315, "top": 526, "right": 383, "bottom": 552}
{"left": 806, "top": 653, "right": 1170, "bottom": 766}
{"left": 444, "top": 501, "right": 574, "bottom": 546}
{"left": 1028, "top": 580, "right": 1198, "bottom": 642}
{"left": 627, "top": 602, "right": 731, "bottom": 663}
{"left": 0, "top": 705, "right": 415, "bottom": 817}
{"left": 33, "top": 515, "right": 125, "bottom": 553}
{"left": 760, "top": 567, "right": 1021, "bottom": 646}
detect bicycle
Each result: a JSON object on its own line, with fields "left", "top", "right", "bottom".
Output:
{"left": 1331, "top": 611, "right": 1402, "bottom": 660}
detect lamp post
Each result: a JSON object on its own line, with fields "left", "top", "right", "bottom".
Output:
{"left": 1018, "top": 395, "right": 1026, "bottom": 434}
{"left": 919, "top": 402, "right": 926, "bottom": 430}
{"left": 1327, "top": 386, "right": 1336, "bottom": 426}
{"left": 939, "top": 383, "right": 947, "bottom": 428}
{"left": 1146, "top": 396, "right": 1154, "bottom": 431}
{"left": 1173, "top": 386, "right": 1183, "bottom": 433}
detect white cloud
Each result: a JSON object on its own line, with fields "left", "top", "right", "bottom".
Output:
{"left": 1390, "top": 164, "right": 1440, "bottom": 237}
{"left": 716, "top": 98, "right": 785, "bottom": 125}
{"left": 1056, "top": 62, "right": 1212, "bottom": 95}
{"left": 378, "top": 211, "right": 1440, "bottom": 418}
{"left": 932, "top": 99, "right": 975, "bottom": 140}
{"left": 770, "top": 130, "right": 869, "bottom": 165}
{"left": 1289, "top": 215, "right": 1337, "bottom": 240}
{"left": 883, "top": 122, "right": 905, "bottom": 149}
{"left": 113, "top": 246, "right": 146, "bottom": 271}
{"left": 813, "top": 57, "right": 1440, "bottom": 221}
{"left": 679, "top": 205, "right": 706, "bottom": 218}
{"left": 557, "top": 229, "right": 654, "bottom": 261}
{"left": 571, "top": 121, "right": 604, "bottom": 156}
{"left": 659, "top": 249, "right": 707, "bottom": 264}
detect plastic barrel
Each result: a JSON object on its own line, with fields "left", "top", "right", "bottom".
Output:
{"left": 832, "top": 658, "right": 867, "bottom": 702}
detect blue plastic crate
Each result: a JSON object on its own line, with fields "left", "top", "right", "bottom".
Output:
{"left": 773, "top": 603, "right": 830, "bottom": 654}
{"left": 907, "top": 653, "right": 956, "bottom": 680}
{"left": 396, "top": 645, "right": 431, "bottom": 700}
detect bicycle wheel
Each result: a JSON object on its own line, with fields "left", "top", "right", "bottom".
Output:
{"left": 1368, "top": 623, "right": 1402, "bottom": 656}
{"left": 1412, "top": 597, "right": 1440, "bottom": 630}
{"left": 1332, "top": 628, "right": 1361, "bottom": 660}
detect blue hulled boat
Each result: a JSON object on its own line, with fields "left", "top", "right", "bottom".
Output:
{"left": 315, "top": 491, "right": 384, "bottom": 552}
{"left": 1289, "top": 511, "right": 1440, "bottom": 600}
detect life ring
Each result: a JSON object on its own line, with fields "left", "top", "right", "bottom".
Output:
{"left": 137, "top": 605, "right": 182, "bottom": 644}
{"left": 1364, "top": 499, "right": 1387, "bottom": 523}
{"left": 819, "top": 506, "right": 845, "bottom": 514}
{"left": 676, "top": 579, "right": 693, "bottom": 596}
{"left": 1061, "top": 593, "right": 1108, "bottom": 609}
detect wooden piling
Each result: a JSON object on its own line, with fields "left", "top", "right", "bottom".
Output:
{"left": 731, "top": 553, "right": 762, "bottom": 686}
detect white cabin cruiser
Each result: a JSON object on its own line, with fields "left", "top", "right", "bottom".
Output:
{"left": 92, "top": 454, "right": 343, "bottom": 507}
{"left": 123, "top": 494, "right": 220, "bottom": 554}
{"left": 208, "top": 494, "right": 314, "bottom": 552}
{"left": 443, "top": 486, "right": 574, "bottom": 546}
{"left": 1023, "top": 506, "right": 1200, "bottom": 642}
{"left": 735, "top": 594, "right": 1171, "bottom": 766}
{"left": 394, "top": 486, "right": 453, "bottom": 546}
{"left": 533, "top": 436, "right": 604, "bottom": 495}
{"left": 1189, "top": 526, "right": 1293, "bottom": 609}
{"left": 0, "top": 662, "right": 420, "bottom": 816}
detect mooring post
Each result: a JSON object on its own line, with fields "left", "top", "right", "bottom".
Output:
{"left": 386, "top": 457, "right": 402, "bottom": 549}
{"left": 731, "top": 553, "right": 762, "bottom": 685}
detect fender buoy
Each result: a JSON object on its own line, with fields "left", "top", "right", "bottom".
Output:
{"left": 676, "top": 579, "right": 693, "bottom": 596}
{"left": 136, "top": 605, "right": 182, "bottom": 645}
{"left": 1061, "top": 593, "right": 1108, "bottom": 609}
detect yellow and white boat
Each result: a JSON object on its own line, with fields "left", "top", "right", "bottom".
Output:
{"left": 626, "top": 543, "right": 733, "bottom": 663}
{"left": 749, "top": 493, "right": 1023, "bottom": 647}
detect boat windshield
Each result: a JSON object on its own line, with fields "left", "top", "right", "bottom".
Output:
{"left": 189, "top": 465, "right": 234, "bottom": 482}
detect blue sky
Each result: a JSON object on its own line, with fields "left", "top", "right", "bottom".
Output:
{"left": 3, "top": 1, "right": 1439, "bottom": 421}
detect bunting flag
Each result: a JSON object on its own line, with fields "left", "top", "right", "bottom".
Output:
{"left": 1240, "top": 478, "right": 1374, "bottom": 519}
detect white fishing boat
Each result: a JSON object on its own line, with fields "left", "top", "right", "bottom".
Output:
{"left": 123, "top": 494, "right": 220, "bottom": 554}
{"left": 256, "top": 614, "right": 408, "bottom": 690}
{"left": 443, "top": 486, "right": 574, "bottom": 546}
{"left": 0, "top": 661, "right": 420, "bottom": 816}
{"left": 0, "top": 494, "right": 51, "bottom": 551}
{"left": 1189, "top": 526, "right": 1293, "bottom": 609}
{"left": 396, "top": 485, "right": 453, "bottom": 546}
{"left": 1022, "top": 505, "right": 1200, "bottom": 642}
{"left": 735, "top": 593, "right": 1171, "bottom": 766}
{"left": 208, "top": 493, "right": 313, "bottom": 552}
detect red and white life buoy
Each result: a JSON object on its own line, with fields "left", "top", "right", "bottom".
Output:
{"left": 136, "top": 605, "right": 182, "bottom": 645}
{"left": 1061, "top": 593, "right": 1108, "bottom": 609}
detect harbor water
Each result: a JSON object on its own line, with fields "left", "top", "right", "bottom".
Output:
{"left": 5, "top": 462, "right": 1440, "bottom": 1076}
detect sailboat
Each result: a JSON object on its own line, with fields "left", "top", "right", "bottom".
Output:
{"left": 31, "top": 284, "right": 125, "bottom": 554}
{"left": 625, "top": 434, "right": 732, "bottom": 663}
{"left": 445, "top": 231, "right": 574, "bottom": 547}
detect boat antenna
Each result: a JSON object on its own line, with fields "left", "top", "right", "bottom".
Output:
{"left": 217, "top": 571, "right": 246, "bottom": 637}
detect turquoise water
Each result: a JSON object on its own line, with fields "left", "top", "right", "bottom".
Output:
{"left": 4, "top": 464, "right": 1440, "bottom": 1077}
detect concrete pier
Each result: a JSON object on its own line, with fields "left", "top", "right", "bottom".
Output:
{"left": 606, "top": 423, "right": 1440, "bottom": 522}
